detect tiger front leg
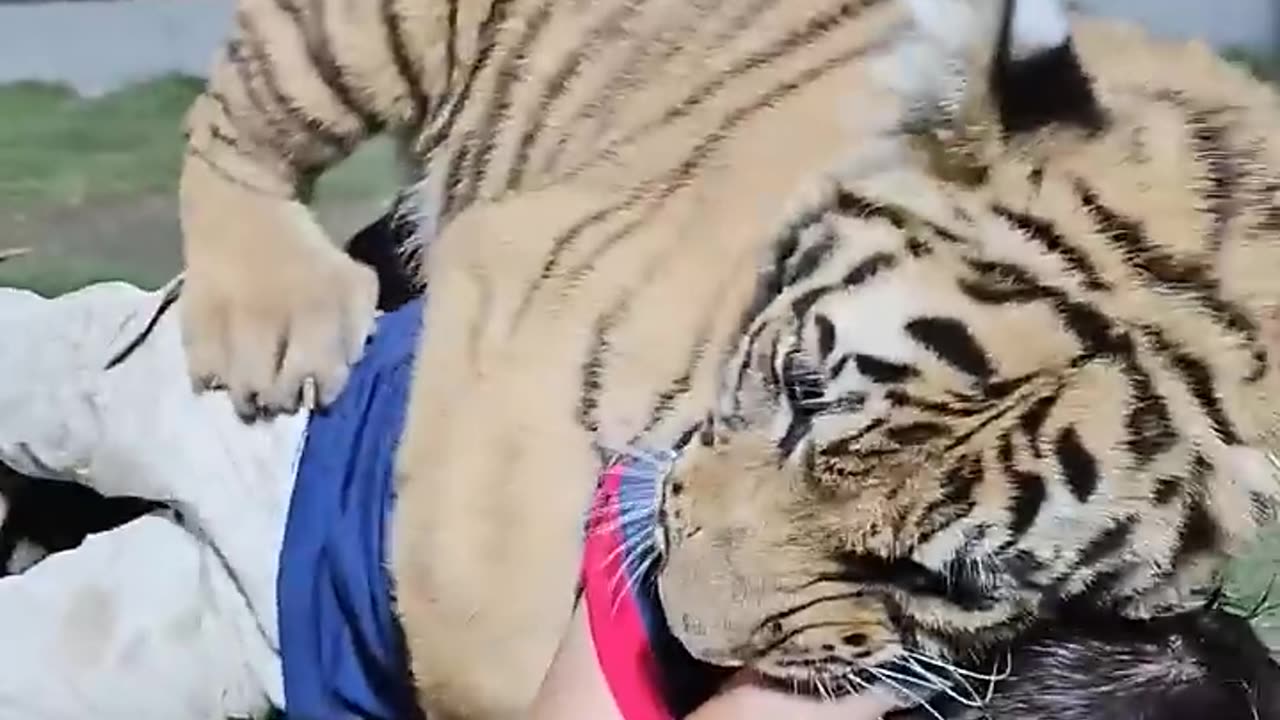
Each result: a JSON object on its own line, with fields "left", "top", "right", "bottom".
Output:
{"left": 177, "top": 0, "right": 469, "bottom": 417}
{"left": 179, "top": 153, "right": 378, "bottom": 418}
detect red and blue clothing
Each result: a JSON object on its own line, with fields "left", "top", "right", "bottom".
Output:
{"left": 275, "top": 296, "right": 723, "bottom": 719}
{"left": 582, "top": 460, "right": 730, "bottom": 719}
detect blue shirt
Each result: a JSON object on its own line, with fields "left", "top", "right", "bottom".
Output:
{"left": 277, "top": 299, "right": 425, "bottom": 720}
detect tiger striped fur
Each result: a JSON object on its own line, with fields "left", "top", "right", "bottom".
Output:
{"left": 656, "top": 1, "right": 1280, "bottom": 707}
{"left": 176, "top": 0, "right": 1280, "bottom": 717}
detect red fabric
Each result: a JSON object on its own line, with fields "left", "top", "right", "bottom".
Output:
{"left": 581, "top": 465, "right": 674, "bottom": 720}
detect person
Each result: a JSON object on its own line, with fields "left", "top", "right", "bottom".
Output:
{"left": 0, "top": 223, "right": 895, "bottom": 719}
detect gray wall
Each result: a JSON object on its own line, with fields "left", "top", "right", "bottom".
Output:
{"left": 0, "top": 0, "right": 233, "bottom": 96}
{"left": 0, "top": 0, "right": 1276, "bottom": 97}
{"left": 1077, "top": 0, "right": 1278, "bottom": 54}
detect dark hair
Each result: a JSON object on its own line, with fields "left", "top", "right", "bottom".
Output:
{"left": 894, "top": 606, "right": 1280, "bottom": 720}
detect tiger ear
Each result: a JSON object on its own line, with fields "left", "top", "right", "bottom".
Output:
{"left": 888, "top": 0, "right": 1105, "bottom": 137}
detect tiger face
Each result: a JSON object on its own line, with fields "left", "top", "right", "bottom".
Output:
{"left": 656, "top": 0, "right": 1280, "bottom": 696}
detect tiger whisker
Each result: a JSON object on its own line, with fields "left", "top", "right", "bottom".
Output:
{"left": 902, "top": 650, "right": 1010, "bottom": 684}
{"left": 601, "top": 524, "right": 653, "bottom": 574}
{"left": 871, "top": 663, "right": 956, "bottom": 701}
{"left": 609, "top": 536, "right": 657, "bottom": 615}
{"left": 586, "top": 504, "right": 655, "bottom": 529}
{"left": 985, "top": 651, "right": 1012, "bottom": 703}
{"left": 900, "top": 654, "right": 981, "bottom": 708}
{"left": 812, "top": 672, "right": 834, "bottom": 703}
{"left": 587, "top": 502, "right": 657, "bottom": 534}
{"left": 865, "top": 667, "right": 945, "bottom": 720}
{"left": 588, "top": 496, "right": 658, "bottom": 526}
{"left": 1246, "top": 574, "right": 1280, "bottom": 620}
{"left": 891, "top": 657, "right": 983, "bottom": 709}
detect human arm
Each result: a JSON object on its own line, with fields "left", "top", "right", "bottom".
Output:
{"left": 529, "top": 603, "right": 899, "bottom": 720}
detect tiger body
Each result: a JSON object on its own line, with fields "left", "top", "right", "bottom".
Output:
{"left": 182, "top": 0, "right": 905, "bottom": 714}
{"left": 655, "top": 7, "right": 1280, "bottom": 699}
{"left": 178, "top": 0, "right": 1280, "bottom": 717}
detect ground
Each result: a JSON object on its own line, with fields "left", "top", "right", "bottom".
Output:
{"left": 0, "top": 56, "right": 1278, "bottom": 713}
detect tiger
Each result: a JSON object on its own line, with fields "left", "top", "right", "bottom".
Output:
{"left": 174, "top": 0, "right": 1280, "bottom": 717}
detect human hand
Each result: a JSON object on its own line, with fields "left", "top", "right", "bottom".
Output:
{"left": 690, "top": 671, "right": 898, "bottom": 720}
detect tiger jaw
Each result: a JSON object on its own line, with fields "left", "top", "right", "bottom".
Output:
{"left": 654, "top": 435, "right": 924, "bottom": 678}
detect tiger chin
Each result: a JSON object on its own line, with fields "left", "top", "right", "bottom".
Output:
{"left": 657, "top": 0, "right": 1280, "bottom": 706}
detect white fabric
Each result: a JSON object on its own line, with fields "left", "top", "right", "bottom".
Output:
{"left": 0, "top": 282, "right": 308, "bottom": 719}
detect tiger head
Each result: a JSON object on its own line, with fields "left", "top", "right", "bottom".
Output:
{"left": 655, "top": 0, "right": 1280, "bottom": 699}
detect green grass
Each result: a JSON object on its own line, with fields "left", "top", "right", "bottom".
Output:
{"left": 0, "top": 76, "right": 202, "bottom": 209}
{"left": 0, "top": 74, "right": 398, "bottom": 214}
{"left": 0, "top": 74, "right": 397, "bottom": 296}
{"left": 1225, "top": 47, "right": 1280, "bottom": 85}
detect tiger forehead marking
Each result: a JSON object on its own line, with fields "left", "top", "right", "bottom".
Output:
{"left": 657, "top": 1, "right": 1280, "bottom": 700}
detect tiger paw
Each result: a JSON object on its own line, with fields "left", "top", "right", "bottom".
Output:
{"left": 180, "top": 241, "right": 378, "bottom": 420}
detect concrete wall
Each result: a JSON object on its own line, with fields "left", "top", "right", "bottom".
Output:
{"left": 1076, "top": 0, "right": 1278, "bottom": 54}
{"left": 0, "top": 0, "right": 1275, "bottom": 97}
{"left": 0, "top": 0, "right": 233, "bottom": 96}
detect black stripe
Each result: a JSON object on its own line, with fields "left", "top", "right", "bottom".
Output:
{"left": 1188, "top": 111, "right": 1244, "bottom": 251}
{"left": 1075, "top": 517, "right": 1137, "bottom": 570}
{"left": 960, "top": 258, "right": 1123, "bottom": 357}
{"left": 222, "top": 40, "right": 282, "bottom": 144}
{"left": 1076, "top": 180, "right": 1260, "bottom": 358}
{"left": 842, "top": 251, "right": 897, "bottom": 287}
{"left": 634, "top": 322, "right": 715, "bottom": 441}
{"left": 730, "top": 322, "right": 770, "bottom": 411}
{"left": 818, "top": 417, "right": 886, "bottom": 457}
{"left": 884, "top": 422, "right": 951, "bottom": 446}
{"left": 853, "top": 354, "right": 918, "bottom": 384}
{"left": 556, "top": 0, "right": 886, "bottom": 183}
{"left": 510, "top": 192, "right": 646, "bottom": 327}
{"left": 435, "top": 0, "right": 517, "bottom": 220}
{"left": 578, "top": 302, "right": 625, "bottom": 433}
{"left": 1017, "top": 390, "right": 1060, "bottom": 456}
{"left": 1140, "top": 326, "right": 1242, "bottom": 446}
{"left": 777, "top": 412, "right": 812, "bottom": 458}
{"left": 205, "top": 91, "right": 238, "bottom": 124}
{"left": 273, "top": 0, "right": 382, "bottom": 132}
{"left": 998, "top": 432, "right": 1045, "bottom": 538}
{"left": 535, "top": 0, "right": 779, "bottom": 179}
{"left": 917, "top": 452, "right": 982, "bottom": 541}
{"left": 789, "top": 285, "right": 837, "bottom": 323}
{"left": 735, "top": 209, "right": 817, "bottom": 339}
{"left": 783, "top": 223, "right": 838, "bottom": 287}
{"left": 1055, "top": 425, "right": 1099, "bottom": 502}
{"left": 992, "top": 204, "right": 1109, "bottom": 291}
{"left": 833, "top": 191, "right": 909, "bottom": 229}
{"left": 1152, "top": 476, "right": 1181, "bottom": 505}
{"left": 235, "top": 12, "right": 351, "bottom": 154}
{"left": 517, "top": 34, "right": 886, "bottom": 326}
{"left": 185, "top": 145, "right": 292, "bottom": 198}
{"left": 1152, "top": 453, "right": 1210, "bottom": 506}
{"left": 1121, "top": 358, "right": 1177, "bottom": 466}
{"left": 884, "top": 389, "right": 988, "bottom": 419}
{"left": 566, "top": 39, "right": 887, "bottom": 283}
{"left": 1250, "top": 490, "right": 1277, "bottom": 526}
{"left": 1173, "top": 498, "right": 1219, "bottom": 567}
{"left": 752, "top": 592, "right": 868, "bottom": 640}
{"left": 905, "top": 317, "right": 995, "bottom": 381}
{"left": 814, "top": 314, "right": 836, "bottom": 360}
{"left": 381, "top": 0, "right": 429, "bottom": 125}
{"left": 444, "top": 0, "right": 459, "bottom": 86}
{"left": 457, "top": 0, "right": 556, "bottom": 208}
{"left": 501, "top": 0, "right": 640, "bottom": 189}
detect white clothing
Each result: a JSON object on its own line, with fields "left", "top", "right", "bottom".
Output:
{"left": 0, "top": 282, "right": 307, "bottom": 719}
